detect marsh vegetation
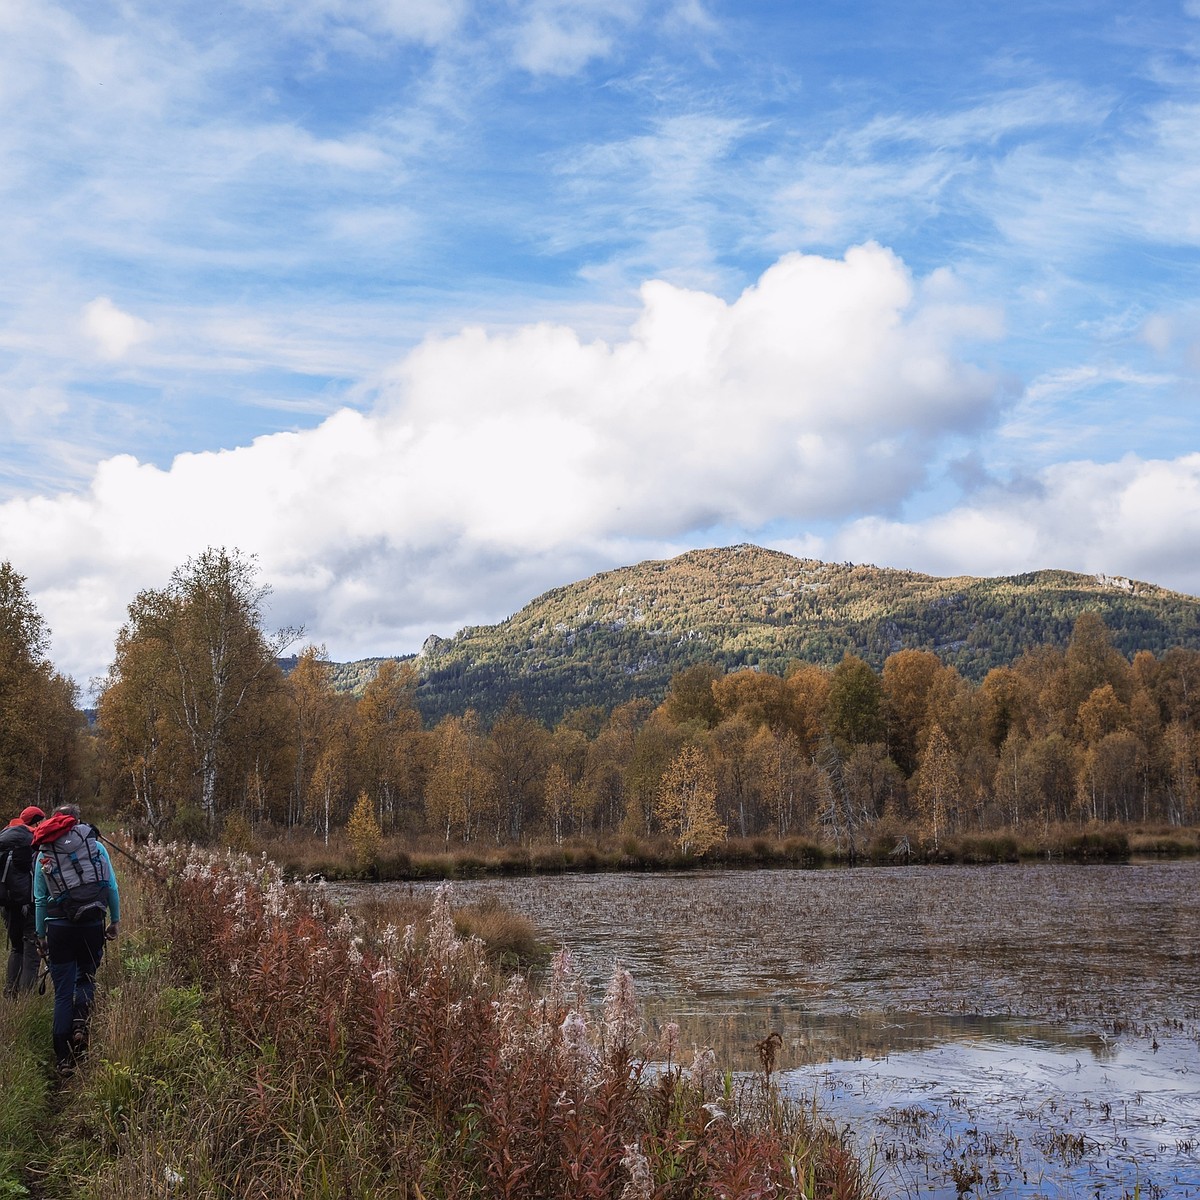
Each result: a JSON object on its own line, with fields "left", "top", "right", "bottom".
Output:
{"left": 2, "top": 843, "right": 874, "bottom": 1199}
{"left": 364, "top": 860, "right": 1200, "bottom": 1198}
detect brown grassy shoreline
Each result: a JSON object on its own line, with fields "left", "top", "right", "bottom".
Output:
{"left": 259, "top": 822, "right": 1200, "bottom": 883}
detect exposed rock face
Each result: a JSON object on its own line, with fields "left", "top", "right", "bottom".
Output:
{"left": 420, "top": 634, "right": 447, "bottom": 658}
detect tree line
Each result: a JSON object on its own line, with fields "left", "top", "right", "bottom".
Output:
{"left": 0, "top": 563, "right": 83, "bottom": 810}
{"left": 3, "top": 549, "right": 1200, "bottom": 853}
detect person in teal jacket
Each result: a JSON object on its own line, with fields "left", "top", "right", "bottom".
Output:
{"left": 33, "top": 804, "right": 120, "bottom": 1074}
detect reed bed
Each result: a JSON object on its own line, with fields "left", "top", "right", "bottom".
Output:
{"left": 31, "top": 843, "right": 874, "bottom": 1200}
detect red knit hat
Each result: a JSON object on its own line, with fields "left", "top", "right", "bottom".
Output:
{"left": 19, "top": 806, "right": 45, "bottom": 826}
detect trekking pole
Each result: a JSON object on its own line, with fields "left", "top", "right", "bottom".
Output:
{"left": 96, "top": 833, "right": 170, "bottom": 885}
{"left": 34, "top": 936, "right": 50, "bottom": 996}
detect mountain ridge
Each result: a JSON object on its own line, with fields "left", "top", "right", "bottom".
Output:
{"left": 328, "top": 544, "right": 1200, "bottom": 723}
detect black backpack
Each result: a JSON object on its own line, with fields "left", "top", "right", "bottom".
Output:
{"left": 40, "top": 822, "right": 110, "bottom": 923}
{"left": 0, "top": 825, "right": 34, "bottom": 906}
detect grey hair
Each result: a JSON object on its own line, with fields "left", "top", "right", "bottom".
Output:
{"left": 54, "top": 803, "right": 82, "bottom": 819}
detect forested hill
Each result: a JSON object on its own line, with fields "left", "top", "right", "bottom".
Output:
{"left": 334, "top": 544, "right": 1200, "bottom": 725}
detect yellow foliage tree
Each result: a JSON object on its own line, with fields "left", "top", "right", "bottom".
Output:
{"left": 346, "top": 790, "right": 382, "bottom": 872}
{"left": 356, "top": 659, "right": 422, "bottom": 833}
{"left": 426, "top": 712, "right": 495, "bottom": 845}
{"left": 655, "top": 745, "right": 726, "bottom": 857}
{"left": 99, "top": 549, "right": 296, "bottom": 832}
{"left": 916, "top": 724, "right": 958, "bottom": 851}
{"left": 543, "top": 761, "right": 573, "bottom": 845}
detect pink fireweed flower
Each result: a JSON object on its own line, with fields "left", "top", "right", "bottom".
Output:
{"left": 602, "top": 964, "right": 640, "bottom": 1053}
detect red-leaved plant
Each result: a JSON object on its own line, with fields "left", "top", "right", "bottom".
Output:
{"left": 134, "top": 843, "right": 873, "bottom": 1199}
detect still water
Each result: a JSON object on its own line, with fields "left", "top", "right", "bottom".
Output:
{"left": 374, "top": 861, "right": 1200, "bottom": 1198}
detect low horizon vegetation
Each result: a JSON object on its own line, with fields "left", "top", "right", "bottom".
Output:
{"left": 91, "top": 557, "right": 1200, "bottom": 859}
{"left": 232, "top": 819, "right": 1197, "bottom": 884}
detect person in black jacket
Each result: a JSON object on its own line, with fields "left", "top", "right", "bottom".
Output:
{"left": 1, "top": 805, "right": 46, "bottom": 996}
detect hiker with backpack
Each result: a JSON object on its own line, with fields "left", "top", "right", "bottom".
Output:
{"left": 1, "top": 805, "right": 46, "bottom": 997}
{"left": 32, "top": 804, "right": 120, "bottom": 1074}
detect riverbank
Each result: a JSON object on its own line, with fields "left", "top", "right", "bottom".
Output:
{"left": 260, "top": 821, "right": 1200, "bottom": 883}
{"left": 2, "top": 842, "right": 876, "bottom": 1199}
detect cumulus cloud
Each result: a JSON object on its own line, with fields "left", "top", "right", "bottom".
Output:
{"left": 0, "top": 245, "right": 1004, "bottom": 687}
{"left": 81, "top": 297, "right": 152, "bottom": 360}
{"left": 825, "top": 455, "right": 1200, "bottom": 593}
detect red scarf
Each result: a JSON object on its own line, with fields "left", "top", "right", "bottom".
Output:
{"left": 31, "top": 813, "right": 77, "bottom": 847}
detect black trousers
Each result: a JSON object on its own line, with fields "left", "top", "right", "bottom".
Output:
{"left": 46, "top": 920, "right": 106, "bottom": 1065}
{"left": 2, "top": 903, "right": 39, "bottom": 996}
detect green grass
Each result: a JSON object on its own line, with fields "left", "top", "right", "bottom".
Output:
{"left": 0, "top": 994, "right": 53, "bottom": 1198}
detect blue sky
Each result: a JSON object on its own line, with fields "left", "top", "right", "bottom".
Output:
{"left": 2, "top": 0, "right": 1200, "bottom": 689}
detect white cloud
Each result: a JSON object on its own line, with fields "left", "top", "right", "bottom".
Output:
{"left": 510, "top": 0, "right": 644, "bottom": 76}
{"left": 0, "top": 245, "right": 1004, "bottom": 688}
{"left": 983, "top": 98, "right": 1200, "bottom": 267}
{"left": 825, "top": 455, "right": 1200, "bottom": 595}
{"left": 852, "top": 84, "right": 1098, "bottom": 152}
{"left": 1142, "top": 313, "right": 1175, "bottom": 354}
{"left": 514, "top": 13, "right": 614, "bottom": 75}
{"left": 665, "top": 0, "right": 719, "bottom": 34}
{"left": 81, "top": 297, "right": 152, "bottom": 360}
{"left": 237, "top": 0, "right": 467, "bottom": 46}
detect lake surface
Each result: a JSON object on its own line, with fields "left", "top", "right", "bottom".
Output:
{"left": 361, "top": 861, "right": 1200, "bottom": 1198}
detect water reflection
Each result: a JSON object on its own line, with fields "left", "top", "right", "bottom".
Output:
{"left": 795, "top": 1035, "right": 1200, "bottom": 1199}
{"left": 376, "top": 860, "right": 1200, "bottom": 1063}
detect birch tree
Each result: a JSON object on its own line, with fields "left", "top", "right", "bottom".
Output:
{"left": 100, "top": 548, "right": 296, "bottom": 831}
{"left": 655, "top": 744, "right": 726, "bottom": 857}
{"left": 916, "top": 724, "right": 958, "bottom": 850}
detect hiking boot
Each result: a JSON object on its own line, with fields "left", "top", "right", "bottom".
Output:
{"left": 70, "top": 1016, "right": 89, "bottom": 1056}
{"left": 56, "top": 1059, "right": 75, "bottom": 1077}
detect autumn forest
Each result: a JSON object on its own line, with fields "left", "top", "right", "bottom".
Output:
{"left": 4, "top": 548, "right": 1200, "bottom": 865}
